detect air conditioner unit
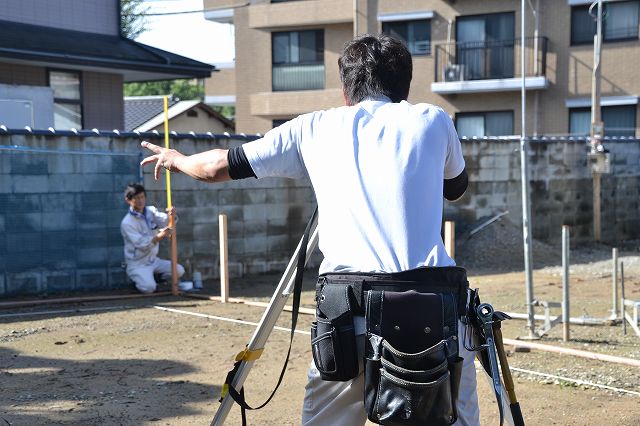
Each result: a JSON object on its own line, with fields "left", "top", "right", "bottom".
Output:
{"left": 443, "top": 64, "right": 464, "bottom": 82}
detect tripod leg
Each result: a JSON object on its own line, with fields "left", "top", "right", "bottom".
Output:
{"left": 212, "top": 215, "right": 319, "bottom": 426}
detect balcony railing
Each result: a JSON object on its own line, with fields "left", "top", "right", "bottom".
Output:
{"left": 434, "top": 36, "right": 548, "bottom": 83}
{"left": 272, "top": 63, "right": 325, "bottom": 91}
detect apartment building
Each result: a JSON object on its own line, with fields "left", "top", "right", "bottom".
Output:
{"left": 204, "top": 0, "right": 640, "bottom": 138}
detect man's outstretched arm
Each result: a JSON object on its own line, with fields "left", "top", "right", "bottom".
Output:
{"left": 140, "top": 141, "right": 231, "bottom": 182}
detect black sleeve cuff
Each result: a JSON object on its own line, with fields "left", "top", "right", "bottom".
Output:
{"left": 443, "top": 168, "right": 468, "bottom": 201}
{"left": 227, "top": 145, "right": 257, "bottom": 180}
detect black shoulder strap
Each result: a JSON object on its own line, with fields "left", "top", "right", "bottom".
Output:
{"left": 220, "top": 207, "right": 318, "bottom": 425}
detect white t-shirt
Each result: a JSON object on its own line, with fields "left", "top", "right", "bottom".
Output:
{"left": 243, "top": 96, "right": 465, "bottom": 274}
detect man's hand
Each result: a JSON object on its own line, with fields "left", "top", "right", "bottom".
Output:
{"left": 166, "top": 206, "right": 176, "bottom": 217}
{"left": 140, "top": 141, "right": 186, "bottom": 180}
{"left": 153, "top": 226, "right": 172, "bottom": 244}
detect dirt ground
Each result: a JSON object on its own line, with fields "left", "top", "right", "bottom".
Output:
{"left": 1, "top": 228, "right": 640, "bottom": 425}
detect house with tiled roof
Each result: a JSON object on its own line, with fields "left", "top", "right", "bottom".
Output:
{"left": 0, "top": 0, "right": 215, "bottom": 131}
{"left": 124, "top": 95, "right": 234, "bottom": 133}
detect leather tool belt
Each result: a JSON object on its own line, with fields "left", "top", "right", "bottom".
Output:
{"left": 311, "top": 266, "right": 469, "bottom": 426}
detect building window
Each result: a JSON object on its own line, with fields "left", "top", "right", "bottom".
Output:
{"left": 456, "top": 111, "right": 514, "bottom": 137}
{"left": 272, "top": 30, "right": 324, "bottom": 91}
{"left": 273, "top": 119, "right": 289, "bottom": 128}
{"left": 382, "top": 19, "right": 431, "bottom": 55}
{"left": 456, "top": 12, "right": 515, "bottom": 80}
{"left": 571, "top": 0, "right": 640, "bottom": 45}
{"left": 569, "top": 105, "right": 637, "bottom": 137}
{"left": 49, "top": 70, "right": 82, "bottom": 129}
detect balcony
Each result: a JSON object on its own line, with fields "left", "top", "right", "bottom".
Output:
{"left": 249, "top": 0, "right": 353, "bottom": 29}
{"left": 431, "top": 37, "right": 549, "bottom": 94}
{"left": 272, "top": 63, "right": 324, "bottom": 91}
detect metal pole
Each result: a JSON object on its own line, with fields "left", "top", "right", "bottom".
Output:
{"left": 521, "top": 0, "right": 536, "bottom": 337}
{"left": 212, "top": 216, "right": 319, "bottom": 425}
{"left": 612, "top": 247, "right": 619, "bottom": 319}
{"left": 562, "top": 225, "right": 570, "bottom": 341}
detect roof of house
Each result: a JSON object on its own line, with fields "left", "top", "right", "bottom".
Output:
{"left": 124, "top": 96, "right": 235, "bottom": 132}
{"left": 0, "top": 20, "right": 215, "bottom": 81}
{"left": 124, "top": 96, "right": 181, "bottom": 132}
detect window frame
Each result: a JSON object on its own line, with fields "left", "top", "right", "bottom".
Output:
{"left": 271, "top": 29, "right": 324, "bottom": 66}
{"left": 570, "top": 0, "right": 640, "bottom": 46}
{"left": 568, "top": 105, "right": 637, "bottom": 137}
{"left": 381, "top": 19, "right": 432, "bottom": 56}
{"left": 455, "top": 110, "right": 515, "bottom": 137}
{"left": 47, "top": 68, "right": 84, "bottom": 129}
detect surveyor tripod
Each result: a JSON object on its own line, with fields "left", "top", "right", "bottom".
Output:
{"left": 211, "top": 212, "right": 319, "bottom": 425}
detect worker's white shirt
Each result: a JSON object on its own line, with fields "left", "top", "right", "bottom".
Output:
{"left": 121, "top": 206, "right": 169, "bottom": 267}
{"left": 243, "top": 96, "right": 465, "bottom": 274}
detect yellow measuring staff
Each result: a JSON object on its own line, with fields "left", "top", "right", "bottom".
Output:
{"left": 163, "top": 95, "right": 173, "bottom": 227}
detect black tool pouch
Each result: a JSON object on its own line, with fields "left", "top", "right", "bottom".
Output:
{"left": 311, "top": 282, "right": 359, "bottom": 381}
{"left": 364, "top": 290, "right": 463, "bottom": 426}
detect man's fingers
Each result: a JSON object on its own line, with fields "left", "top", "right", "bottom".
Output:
{"left": 141, "top": 141, "right": 162, "bottom": 153}
{"left": 140, "top": 154, "right": 159, "bottom": 167}
{"left": 154, "top": 161, "right": 162, "bottom": 181}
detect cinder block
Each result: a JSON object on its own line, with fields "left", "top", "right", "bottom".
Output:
{"left": 242, "top": 189, "right": 267, "bottom": 204}
{"left": 48, "top": 154, "right": 81, "bottom": 174}
{"left": 77, "top": 248, "right": 109, "bottom": 267}
{"left": 81, "top": 174, "right": 114, "bottom": 192}
{"left": 244, "top": 236, "right": 267, "bottom": 254}
{"left": 108, "top": 267, "right": 128, "bottom": 289}
{"left": 267, "top": 235, "right": 290, "bottom": 253}
{"left": 75, "top": 192, "right": 109, "bottom": 211}
{"left": 49, "top": 174, "right": 85, "bottom": 192}
{"left": 267, "top": 260, "right": 288, "bottom": 273}
{"left": 77, "top": 210, "right": 107, "bottom": 230}
{"left": 244, "top": 220, "right": 267, "bottom": 236}
{"left": 7, "top": 232, "right": 41, "bottom": 252}
{"left": 76, "top": 268, "right": 108, "bottom": 290}
{"left": 227, "top": 262, "right": 243, "bottom": 278}
{"left": 78, "top": 229, "right": 108, "bottom": 248}
{"left": 0, "top": 273, "right": 5, "bottom": 295}
{"left": 43, "top": 270, "right": 76, "bottom": 293}
{"left": 5, "top": 251, "right": 42, "bottom": 272}
{"left": 191, "top": 206, "right": 218, "bottom": 224}
{"left": 80, "top": 156, "right": 112, "bottom": 174}
{"left": 42, "top": 248, "right": 76, "bottom": 269}
{"left": 12, "top": 175, "right": 49, "bottom": 193}
{"left": 245, "top": 261, "right": 267, "bottom": 275}
{"left": 41, "top": 211, "right": 76, "bottom": 231}
{"left": 0, "top": 175, "right": 10, "bottom": 193}
{"left": 219, "top": 189, "right": 244, "bottom": 205}
{"left": 193, "top": 223, "right": 217, "bottom": 239}
{"left": 10, "top": 153, "right": 48, "bottom": 174}
{"left": 6, "top": 272, "right": 42, "bottom": 296}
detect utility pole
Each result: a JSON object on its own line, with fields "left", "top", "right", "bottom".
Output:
{"left": 588, "top": 0, "right": 610, "bottom": 242}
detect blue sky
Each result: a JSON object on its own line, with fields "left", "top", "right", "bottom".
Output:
{"left": 135, "top": 0, "right": 235, "bottom": 65}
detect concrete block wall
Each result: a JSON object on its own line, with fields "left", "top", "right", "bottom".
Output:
{"left": 1, "top": 133, "right": 638, "bottom": 298}
{"left": 0, "top": 132, "right": 316, "bottom": 297}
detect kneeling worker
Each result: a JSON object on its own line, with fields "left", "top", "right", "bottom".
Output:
{"left": 121, "top": 182, "right": 184, "bottom": 293}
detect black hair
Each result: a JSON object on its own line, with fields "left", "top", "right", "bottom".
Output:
{"left": 338, "top": 33, "right": 412, "bottom": 105}
{"left": 124, "top": 182, "right": 145, "bottom": 200}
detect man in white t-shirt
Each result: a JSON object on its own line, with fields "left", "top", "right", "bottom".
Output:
{"left": 140, "top": 34, "right": 477, "bottom": 425}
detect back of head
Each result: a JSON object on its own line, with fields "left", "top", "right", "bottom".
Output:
{"left": 338, "top": 33, "right": 413, "bottom": 105}
{"left": 124, "top": 182, "right": 145, "bottom": 200}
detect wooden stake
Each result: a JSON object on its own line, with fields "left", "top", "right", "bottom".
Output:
{"left": 444, "top": 220, "right": 455, "bottom": 259}
{"left": 219, "top": 214, "right": 229, "bottom": 303}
